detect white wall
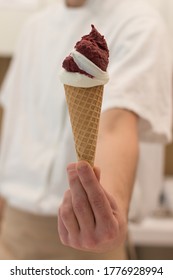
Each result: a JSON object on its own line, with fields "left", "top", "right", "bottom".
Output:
{"left": 0, "top": 0, "right": 58, "bottom": 56}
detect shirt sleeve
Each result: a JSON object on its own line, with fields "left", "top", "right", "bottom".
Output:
{"left": 0, "top": 20, "right": 35, "bottom": 107}
{"left": 102, "top": 14, "right": 173, "bottom": 143}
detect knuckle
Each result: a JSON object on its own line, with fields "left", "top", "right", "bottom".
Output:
{"left": 105, "top": 228, "right": 116, "bottom": 240}
{"left": 97, "top": 222, "right": 117, "bottom": 242}
{"left": 60, "top": 205, "right": 72, "bottom": 221}
{"left": 104, "top": 227, "right": 117, "bottom": 240}
{"left": 91, "top": 192, "right": 104, "bottom": 209}
{"left": 69, "top": 238, "right": 81, "bottom": 249}
{"left": 73, "top": 197, "right": 88, "bottom": 214}
{"left": 82, "top": 235, "right": 98, "bottom": 249}
{"left": 83, "top": 175, "right": 93, "bottom": 185}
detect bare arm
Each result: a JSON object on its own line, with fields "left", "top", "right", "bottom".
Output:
{"left": 96, "top": 108, "right": 139, "bottom": 220}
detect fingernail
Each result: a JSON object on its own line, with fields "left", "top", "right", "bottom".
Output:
{"left": 67, "top": 163, "right": 76, "bottom": 174}
{"left": 77, "top": 161, "right": 89, "bottom": 172}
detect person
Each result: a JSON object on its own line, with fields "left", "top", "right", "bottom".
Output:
{"left": 0, "top": 0, "right": 172, "bottom": 259}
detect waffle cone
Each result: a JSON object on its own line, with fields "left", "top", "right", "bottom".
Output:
{"left": 64, "top": 84, "right": 103, "bottom": 167}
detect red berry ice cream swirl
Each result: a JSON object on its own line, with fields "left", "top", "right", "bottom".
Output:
{"left": 59, "top": 25, "right": 109, "bottom": 88}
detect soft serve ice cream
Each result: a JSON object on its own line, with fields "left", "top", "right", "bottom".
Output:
{"left": 59, "top": 25, "right": 109, "bottom": 87}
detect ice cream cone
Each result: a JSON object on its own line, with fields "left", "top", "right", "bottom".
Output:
{"left": 60, "top": 26, "right": 109, "bottom": 166}
{"left": 64, "top": 84, "right": 103, "bottom": 167}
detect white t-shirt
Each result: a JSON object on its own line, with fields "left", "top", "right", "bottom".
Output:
{"left": 0, "top": 0, "right": 172, "bottom": 219}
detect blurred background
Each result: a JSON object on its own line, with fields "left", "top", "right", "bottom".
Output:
{"left": 0, "top": 0, "right": 173, "bottom": 259}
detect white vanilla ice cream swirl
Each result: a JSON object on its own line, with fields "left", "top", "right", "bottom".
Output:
{"left": 59, "top": 50, "right": 109, "bottom": 88}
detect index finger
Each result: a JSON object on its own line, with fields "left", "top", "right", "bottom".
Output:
{"left": 76, "top": 161, "right": 113, "bottom": 224}
{"left": 67, "top": 162, "right": 95, "bottom": 231}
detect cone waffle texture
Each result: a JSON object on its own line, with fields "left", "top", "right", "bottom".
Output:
{"left": 64, "top": 84, "right": 103, "bottom": 166}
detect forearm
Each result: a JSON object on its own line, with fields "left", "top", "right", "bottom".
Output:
{"left": 95, "top": 109, "right": 139, "bottom": 220}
